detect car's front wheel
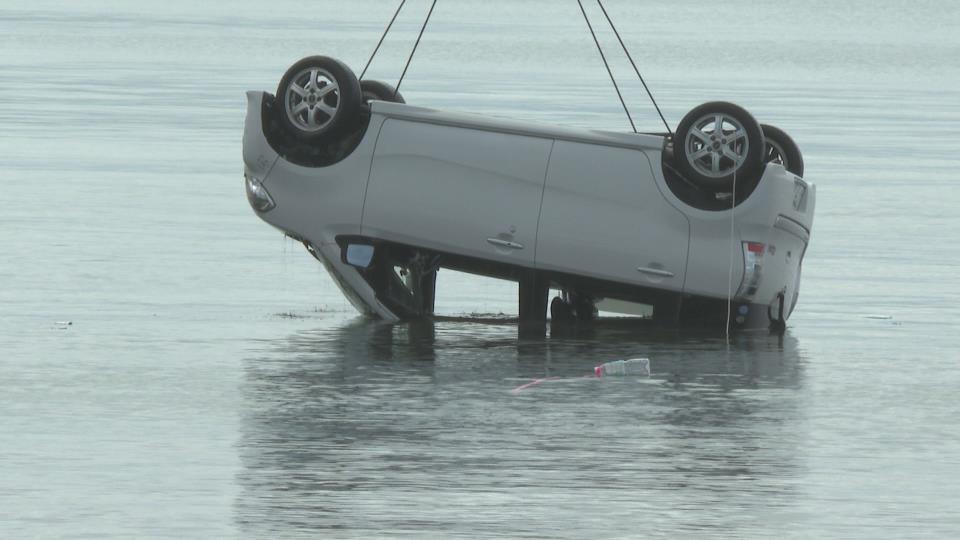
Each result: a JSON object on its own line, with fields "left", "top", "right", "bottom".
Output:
{"left": 276, "top": 56, "right": 362, "bottom": 142}
{"left": 674, "top": 101, "right": 766, "bottom": 192}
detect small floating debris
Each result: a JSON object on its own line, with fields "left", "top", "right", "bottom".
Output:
{"left": 510, "top": 377, "right": 561, "bottom": 394}
{"left": 273, "top": 311, "right": 307, "bottom": 319}
{"left": 512, "top": 357, "right": 651, "bottom": 393}
{"left": 594, "top": 358, "right": 651, "bottom": 377}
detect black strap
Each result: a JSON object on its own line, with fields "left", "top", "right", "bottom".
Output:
{"left": 577, "top": 0, "right": 637, "bottom": 133}
{"left": 360, "top": 0, "right": 407, "bottom": 81}
{"left": 595, "top": 0, "right": 673, "bottom": 136}
{"left": 394, "top": 0, "right": 438, "bottom": 100}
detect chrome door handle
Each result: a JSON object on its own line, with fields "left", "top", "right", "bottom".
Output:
{"left": 637, "top": 266, "right": 674, "bottom": 278}
{"left": 487, "top": 238, "right": 524, "bottom": 250}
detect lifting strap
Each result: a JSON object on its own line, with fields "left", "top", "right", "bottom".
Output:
{"left": 361, "top": 0, "right": 672, "bottom": 135}
{"left": 360, "top": 0, "right": 406, "bottom": 80}
{"left": 394, "top": 0, "right": 437, "bottom": 99}
{"left": 358, "top": 0, "right": 437, "bottom": 101}
{"left": 594, "top": 0, "right": 673, "bottom": 137}
{"left": 576, "top": 0, "right": 637, "bottom": 133}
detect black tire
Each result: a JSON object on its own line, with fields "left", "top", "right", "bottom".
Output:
{"left": 674, "top": 101, "right": 765, "bottom": 192}
{"left": 276, "top": 56, "right": 362, "bottom": 142}
{"left": 761, "top": 124, "right": 804, "bottom": 177}
{"left": 360, "top": 80, "right": 405, "bottom": 104}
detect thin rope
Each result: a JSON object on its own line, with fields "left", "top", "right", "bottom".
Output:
{"left": 725, "top": 166, "right": 737, "bottom": 342}
{"left": 360, "top": 0, "right": 407, "bottom": 81}
{"left": 394, "top": 0, "right": 438, "bottom": 99}
{"left": 576, "top": 0, "right": 637, "bottom": 133}
{"left": 595, "top": 0, "right": 673, "bottom": 137}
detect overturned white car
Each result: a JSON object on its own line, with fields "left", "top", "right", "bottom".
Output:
{"left": 243, "top": 55, "right": 815, "bottom": 330}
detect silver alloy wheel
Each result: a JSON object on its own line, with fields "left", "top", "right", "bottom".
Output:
{"left": 683, "top": 113, "right": 750, "bottom": 179}
{"left": 284, "top": 67, "right": 340, "bottom": 133}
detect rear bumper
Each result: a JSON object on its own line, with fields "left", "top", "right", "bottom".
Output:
{"left": 678, "top": 165, "right": 814, "bottom": 308}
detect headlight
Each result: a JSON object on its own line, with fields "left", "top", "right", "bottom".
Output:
{"left": 245, "top": 174, "right": 275, "bottom": 213}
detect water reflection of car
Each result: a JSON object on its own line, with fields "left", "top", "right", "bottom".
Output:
{"left": 236, "top": 320, "right": 806, "bottom": 535}
{"left": 243, "top": 55, "right": 816, "bottom": 331}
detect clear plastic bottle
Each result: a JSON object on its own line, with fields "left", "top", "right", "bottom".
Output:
{"left": 594, "top": 358, "right": 650, "bottom": 377}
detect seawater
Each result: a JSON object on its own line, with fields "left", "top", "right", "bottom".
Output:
{"left": 2, "top": 1, "right": 959, "bottom": 537}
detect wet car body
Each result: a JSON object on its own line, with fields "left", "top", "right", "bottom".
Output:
{"left": 243, "top": 62, "right": 815, "bottom": 330}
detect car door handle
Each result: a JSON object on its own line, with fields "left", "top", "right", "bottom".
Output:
{"left": 487, "top": 238, "right": 524, "bottom": 250}
{"left": 637, "top": 266, "right": 674, "bottom": 278}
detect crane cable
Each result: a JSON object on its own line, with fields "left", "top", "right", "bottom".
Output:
{"left": 594, "top": 0, "right": 673, "bottom": 137}
{"left": 576, "top": 0, "right": 637, "bottom": 133}
{"left": 357, "top": 0, "right": 437, "bottom": 102}
{"left": 725, "top": 167, "right": 738, "bottom": 342}
{"left": 357, "top": 0, "right": 407, "bottom": 80}
{"left": 359, "top": 0, "right": 407, "bottom": 81}
{"left": 363, "top": 0, "right": 670, "bottom": 136}
{"left": 393, "top": 0, "right": 437, "bottom": 99}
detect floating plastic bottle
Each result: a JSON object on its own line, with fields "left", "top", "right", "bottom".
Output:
{"left": 594, "top": 358, "right": 650, "bottom": 377}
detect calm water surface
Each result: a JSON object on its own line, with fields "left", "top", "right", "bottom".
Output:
{"left": 2, "top": 1, "right": 959, "bottom": 537}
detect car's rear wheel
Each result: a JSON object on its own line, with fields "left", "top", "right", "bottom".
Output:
{"left": 360, "top": 80, "right": 405, "bottom": 104}
{"left": 674, "top": 102, "right": 765, "bottom": 192}
{"left": 761, "top": 124, "right": 804, "bottom": 177}
{"left": 276, "top": 56, "right": 362, "bottom": 142}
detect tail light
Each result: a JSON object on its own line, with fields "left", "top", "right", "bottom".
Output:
{"left": 736, "top": 242, "right": 765, "bottom": 299}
